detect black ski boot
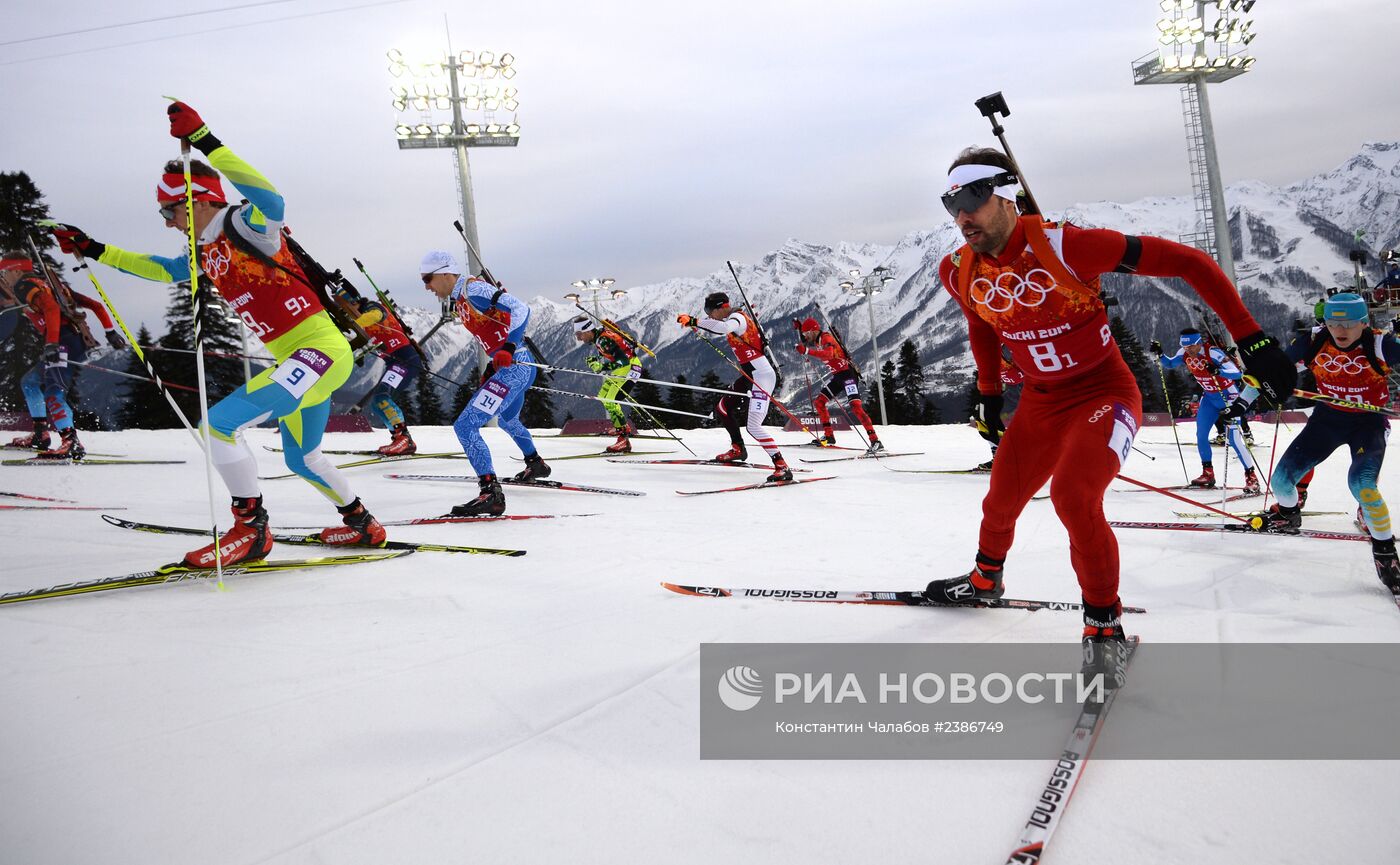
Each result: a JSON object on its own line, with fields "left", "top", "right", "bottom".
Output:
{"left": 451, "top": 475, "right": 506, "bottom": 517}
{"left": 512, "top": 452, "right": 551, "bottom": 482}
{"left": 1258, "top": 502, "right": 1302, "bottom": 533}
{"left": 1081, "top": 599, "right": 1130, "bottom": 694}
{"left": 1372, "top": 537, "right": 1400, "bottom": 594}
{"left": 925, "top": 552, "right": 1005, "bottom": 604}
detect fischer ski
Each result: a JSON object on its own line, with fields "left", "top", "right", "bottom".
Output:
{"left": 799, "top": 451, "right": 924, "bottom": 464}
{"left": 281, "top": 513, "right": 600, "bottom": 528}
{"left": 261, "top": 452, "right": 466, "bottom": 480}
{"left": 100, "top": 515, "right": 526, "bottom": 556}
{"left": 512, "top": 450, "right": 673, "bottom": 461}
{"left": 661, "top": 583, "right": 1147, "bottom": 613}
{"left": 606, "top": 458, "right": 810, "bottom": 472}
{"left": 1172, "top": 509, "right": 1345, "bottom": 520}
{"left": 676, "top": 476, "right": 837, "bottom": 496}
{"left": 0, "top": 551, "right": 411, "bottom": 606}
{"left": 1004, "top": 637, "right": 1141, "bottom": 865}
{"left": 1107, "top": 519, "right": 1367, "bottom": 542}
{"left": 384, "top": 474, "right": 646, "bottom": 497}
{"left": 2, "top": 445, "right": 122, "bottom": 457}
{"left": 1, "top": 457, "right": 186, "bottom": 466}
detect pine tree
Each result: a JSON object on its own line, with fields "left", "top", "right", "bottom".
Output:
{"left": 895, "top": 339, "right": 930, "bottom": 425}
{"left": 521, "top": 367, "right": 557, "bottom": 428}
{"left": 878, "top": 360, "right": 903, "bottom": 422}
{"left": 1110, "top": 316, "right": 1163, "bottom": 413}
{"left": 449, "top": 366, "right": 482, "bottom": 419}
{"left": 411, "top": 364, "right": 446, "bottom": 426}
{"left": 153, "top": 282, "right": 248, "bottom": 420}
{"left": 115, "top": 325, "right": 180, "bottom": 428}
{"left": 697, "top": 370, "right": 725, "bottom": 429}
{"left": 666, "top": 374, "right": 699, "bottom": 429}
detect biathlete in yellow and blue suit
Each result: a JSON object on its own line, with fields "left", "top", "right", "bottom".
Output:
{"left": 48, "top": 100, "right": 386, "bottom": 566}
{"left": 571, "top": 315, "right": 644, "bottom": 454}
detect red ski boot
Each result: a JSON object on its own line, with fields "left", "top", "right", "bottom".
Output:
{"left": 376, "top": 424, "right": 416, "bottom": 456}
{"left": 766, "top": 455, "right": 793, "bottom": 483}
{"left": 182, "top": 496, "right": 274, "bottom": 568}
{"left": 713, "top": 443, "right": 748, "bottom": 463}
{"left": 604, "top": 426, "right": 632, "bottom": 454}
{"left": 36, "top": 428, "right": 86, "bottom": 461}
{"left": 1189, "top": 465, "right": 1216, "bottom": 488}
{"left": 318, "top": 498, "right": 387, "bottom": 546}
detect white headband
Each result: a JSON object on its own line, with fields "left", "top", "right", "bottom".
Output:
{"left": 572, "top": 317, "right": 596, "bottom": 334}
{"left": 946, "top": 163, "right": 1021, "bottom": 203}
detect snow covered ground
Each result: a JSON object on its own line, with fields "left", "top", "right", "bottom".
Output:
{"left": 2, "top": 421, "right": 1398, "bottom": 864}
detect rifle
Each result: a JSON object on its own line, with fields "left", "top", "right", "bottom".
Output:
{"left": 571, "top": 301, "right": 657, "bottom": 359}
{"left": 277, "top": 231, "right": 374, "bottom": 351}
{"left": 352, "top": 257, "right": 428, "bottom": 362}
{"left": 725, "top": 260, "right": 782, "bottom": 377}
{"left": 974, "top": 91, "right": 1041, "bottom": 216}
{"left": 813, "top": 300, "right": 862, "bottom": 378}
{"left": 24, "top": 233, "right": 97, "bottom": 348}
{"left": 447, "top": 219, "right": 550, "bottom": 365}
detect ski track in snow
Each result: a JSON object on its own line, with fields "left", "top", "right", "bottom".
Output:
{"left": 3, "top": 422, "right": 1400, "bottom": 864}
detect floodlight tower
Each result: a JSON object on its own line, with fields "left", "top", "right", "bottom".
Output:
{"left": 1130, "top": 0, "right": 1257, "bottom": 285}
{"left": 565, "top": 278, "right": 625, "bottom": 319}
{"left": 838, "top": 265, "right": 895, "bottom": 425}
{"left": 387, "top": 47, "right": 520, "bottom": 276}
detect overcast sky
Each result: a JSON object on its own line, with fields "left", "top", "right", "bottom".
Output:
{"left": 2, "top": 0, "right": 1395, "bottom": 332}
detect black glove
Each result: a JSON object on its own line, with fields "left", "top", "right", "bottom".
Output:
{"left": 1149, "top": 339, "right": 1163, "bottom": 356}
{"left": 1237, "top": 331, "right": 1297, "bottom": 406}
{"left": 971, "top": 393, "right": 1004, "bottom": 444}
{"left": 42, "top": 343, "right": 64, "bottom": 366}
{"left": 104, "top": 329, "right": 127, "bottom": 350}
{"left": 1227, "top": 398, "right": 1250, "bottom": 419}
{"left": 49, "top": 223, "right": 105, "bottom": 259}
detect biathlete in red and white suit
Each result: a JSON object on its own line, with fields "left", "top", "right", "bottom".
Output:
{"left": 794, "top": 317, "right": 881, "bottom": 452}
{"left": 48, "top": 101, "right": 386, "bottom": 566}
{"left": 1262, "top": 292, "right": 1400, "bottom": 592}
{"left": 922, "top": 149, "right": 1296, "bottom": 675}
{"left": 677, "top": 291, "right": 792, "bottom": 482}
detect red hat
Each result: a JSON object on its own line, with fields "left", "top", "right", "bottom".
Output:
{"left": 0, "top": 257, "right": 33, "bottom": 272}
{"left": 800, "top": 317, "right": 820, "bottom": 334}
{"left": 156, "top": 171, "right": 226, "bottom": 205}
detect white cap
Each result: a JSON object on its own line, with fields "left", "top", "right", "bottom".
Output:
{"left": 572, "top": 315, "right": 597, "bottom": 334}
{"left": 419, "top": 250, "right": 461, "bottom": 276}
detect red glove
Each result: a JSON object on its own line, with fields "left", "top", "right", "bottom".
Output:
{"left": 49, "top": 223, "right": 105, "bottom": 259}
{"left": 794, "top": 343, "right": 808, "bottom": 355}
{"left": 677, "top": 313, "right": 697, "bottom": 328}
{"left": 167, "top": 101, "right": 220, "bottom": 152}
{"left": 492, "top": 342, "right": 515, "bottom": 369}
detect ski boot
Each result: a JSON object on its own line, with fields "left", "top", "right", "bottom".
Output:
{"left": 37, "top": 428, "right": 86, "bottom": 461}
{"left": 1211, "top": 433, "right": 1227, "bottom": 446}
{"left": 1371, "top": 537, "right": 1400, "bottom": 594}
{"left": 713, "top": 443, "right": 748, "bottom": 464}
{"left": 1242, "top": 467, "right": 1261, "bottom": 497}
{"left": 376, "top": 423, "right": 416, "bottom": 456}
{"left": 8, "top": 418, "right": 51, "bottom": 451}
{"left": 451, "top": 475, "right": 506, "bottom": 517}
{"left": 974, "top": 458, "right": 994, "bottom": 473}
{"left": 319, "top": 498, "right": 386, "bottom": 546}
{"left": 1356, "top": 505, "right": 1368, "bottom": 534}
{"left": 182, "top": 496, "right": 274, "bottom": 567}
{"left": 766, "top": 455, "right": 793, "bottom": 483}
{"left": 925, "top": 553, "right": 1005, "bottom": 604}
{"left": 1296, "top": 482, "right": 1310, "bottom": 510}
{"left": 1257, "top": 502, "right": 1302, "bottom": 533}
{"left": 512, "top": 452, "right": 552, "bottom": 482}
{"left": 1081, "top": 599, "right": 1130, "bottom": 694}
{"left": 604, "top": 426, "right": 632, "bottom": 454}
{"left": 1189, "top": 465, "right": 1216, "bottom": 488}
{"left": 865, "top": 439, "right": 885, "bottom": 456}
{"left": 1243, "top": 432, "right": 1256, "bottom": 447}
{"left": 812, "top": 429, "right": 837, "bottom": 447}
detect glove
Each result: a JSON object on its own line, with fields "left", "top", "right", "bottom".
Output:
{"left": 585, "top": 355, "right": 605, "bottom": 372}
{"left": 492, "top": 342, "right": 515, "bottom": 369}
{"left": 677, "top": 313, "right": 697, "bottom": 328}
{"left": 49, "top": 223, "right": 105, "bottom": 259}
{"left": 794, "top": 343, "right": 809, "bottom": 355}
{"left": 1237, "top": 331, "right": 1297, "bottom": 406}
{"left": 167, "top": 101, "right": 221, "bottom": 153}
{"left": 42, "top": 343, "right": 64, "bottom": 366}
{"left": 1227, "top": 399, "right": 1250, "bottom": 420}
{"left": 971, "top": 393, "right": 1004, "bottom": 444}
{"left": 104, "top": 329, "right": 127, "bottom": 350}
{"left": 1149, "top": 339, "right": 1163, "bottom": 356}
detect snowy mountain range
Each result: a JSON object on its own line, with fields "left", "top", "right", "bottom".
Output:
{"left": 76, "top": 141, "right": 1400, "bottom": 424}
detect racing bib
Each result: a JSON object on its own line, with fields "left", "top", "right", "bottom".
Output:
{"left": 270, "top": 348, "right": 332, "bottom": 399}
{"left": 843, "top": 379, "right": 860, "bottom": 397}
{"left": 1103, "top": 402, "right": 1138, "bottom": 466}
{"left": 470, "top": 379, "right": 511, "bottom": 416}
{"left": 381, "top": 364, "right": 406, "bottom": 388}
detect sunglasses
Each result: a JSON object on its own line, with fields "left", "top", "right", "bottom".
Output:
{"left": 421, "top": 271, "right": 442, "bottom": 284}
{"left": 941, "top": 172, "right": 1018, "bottom": 217}
{"left": 158, "top": 203, "right": 178, "bottom": 220}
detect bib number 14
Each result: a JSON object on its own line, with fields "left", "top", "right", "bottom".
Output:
{"left": 1027, "top": 324, "right": 1112, "bottom": 373}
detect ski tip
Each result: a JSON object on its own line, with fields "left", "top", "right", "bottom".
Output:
{"left": 660, "top": 582, "right": 729, "bottom": 598}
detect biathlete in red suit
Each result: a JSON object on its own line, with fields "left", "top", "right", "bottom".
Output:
{"left": 794, "top": 317, "right": 881, "bottom": 451}
{"left": 922, "top": 148, "right": 1296, "bottom": 680}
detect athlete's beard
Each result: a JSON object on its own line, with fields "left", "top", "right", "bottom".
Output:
{"left": 962, "top": 205, "right": 1015, "bottom": 255}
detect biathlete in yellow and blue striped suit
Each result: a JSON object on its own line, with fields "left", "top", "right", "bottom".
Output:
{"left": 48, "top": 100, "right": 385, "bottom": 567}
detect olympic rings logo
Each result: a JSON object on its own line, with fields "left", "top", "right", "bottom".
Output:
{"left": 201, "top": 245, "right": 231, "bottom": 280}
{"left": 969, "top": 268, "right": 1056, "bottom": 313}
{"left": 1315, "top": 352, "right": 1369, "bottom": 375}
{"left": 1087, "top": 403, "right": 1114, "bottom": 423}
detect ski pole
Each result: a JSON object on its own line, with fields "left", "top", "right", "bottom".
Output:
{"left": 519, "top": 361, "right": 742, "bottom": 399}
{"left": 172, "top": 118, "right": 226, "bottom": 586}
{"left": 529, "top": 384, "right": 713, "bottom": 420}
{"left": 1156, "top": 358, "right": 1191, "bottom": 484}
{"left": 1131, "top": 444, "right": 1156, "bottom": 461}
{"left": 68, "top": 359, "right": 200, "bottom": 393}
{"left": 617, "top": 380, "right": 698, "bottom": 457}
{"left": 683, "top": 326, "right": 822, "bottom": 439}
{"left": 1291, "top": 388, "right": 1400, "bottom": 417}
{"left": 1114, "top": 473, "right": 1255, "bottom": 525}
{"left": 352, "top": 256, "right": 429, "bottom": 362}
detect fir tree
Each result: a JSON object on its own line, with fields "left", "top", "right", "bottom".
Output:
{"left": 666, "top": 374, "right": 699, "bottom": 430}
{"left": 449, "top": 366, "right": 483, "bottom": 419}
{"left": 877, "top": 360, "right": 903, "bottom": 422}
{"left": 153, "top": 282, "right": 247, "bottom": 420}
{"left": 411, "top": 364, "right": 446, "bottom": 426}
{"left": 1110, "top": 316, "right": 1163, "bottom": 413}
{"left": 521, "top": 367, "right": 557, "bottom": 428}
{"left": 115, "top": 325, "right": 179, "bottom": 428}
{"left": 895, "top": 339, "right": 931, "bottom": 425}
{"left": 625, "top": 379, "right": 663, "bottom": 431}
